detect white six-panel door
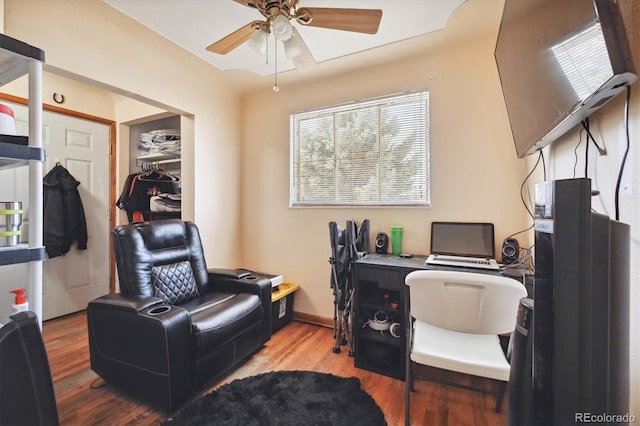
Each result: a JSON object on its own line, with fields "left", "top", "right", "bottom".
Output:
{"left": 11, "top": 103, "right": 110, "bottom": 320}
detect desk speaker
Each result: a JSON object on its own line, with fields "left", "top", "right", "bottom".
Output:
{"left": 502, "top": 238, "right": 519, "bottom": 264}
{"left": 375, "top": 232, "right": 388, "bottom": 254}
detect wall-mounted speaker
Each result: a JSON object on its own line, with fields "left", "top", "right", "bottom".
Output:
{"left": 502, "top": 238, "right": 520, "bottom": 264}
{"left": 375, "top": 232, "right": 388, "bottom": 254}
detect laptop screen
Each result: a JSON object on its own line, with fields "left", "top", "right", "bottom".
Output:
{"left": 430, "top": 222, "right": 495, "bottom": 258}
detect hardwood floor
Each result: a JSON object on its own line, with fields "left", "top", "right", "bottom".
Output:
{"left": 42, "top": 312, "right": 507, "bottom": 426}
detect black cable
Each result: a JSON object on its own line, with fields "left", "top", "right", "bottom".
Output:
{"left": 519, "top": 150, "right": 543, "bottom": 220}
{"left": 582, "top": 117, "right": 606, "bottom": 155}
{"left": 503, "top": 150, "right": 544, "bottom": 272}
{"left": 573, "top": 127, "right": 584, "bottom": 178}
{"left": 584, "top": 119, "right": 590, "bottom": 178}
{"left": 506, "top": 222, "right": 535, "bottom": 241}
{"left": 614, "top": 86, "right": 631, "bottom": 221}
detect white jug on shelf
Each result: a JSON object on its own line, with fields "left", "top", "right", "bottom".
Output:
{"left": 0, "top": 103, "right": 16, "bottom": 135}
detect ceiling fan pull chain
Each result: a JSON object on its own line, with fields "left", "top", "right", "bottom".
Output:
{"left": 273, "top": 35, "right": 279, "bottom": 92}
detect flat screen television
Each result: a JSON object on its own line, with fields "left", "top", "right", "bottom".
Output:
{"left": 495, "top": 0, "right": 637, "bottom": 158}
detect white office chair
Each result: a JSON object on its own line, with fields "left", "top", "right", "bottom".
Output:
{"left": 404, "top": 270, "right": 527, "bottom": 425}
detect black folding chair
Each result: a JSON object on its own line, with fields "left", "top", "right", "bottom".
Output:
{"left": 329, "top": 219, "right": 370, "bottom": 355}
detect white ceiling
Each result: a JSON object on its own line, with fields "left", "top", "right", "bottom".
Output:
{"left": 103, "top": 0, "right": 468, "bottom": 78}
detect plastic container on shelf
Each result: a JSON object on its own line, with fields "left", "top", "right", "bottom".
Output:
{"left": 0, "top": 104, "right": 17, "bottom": 135}
{"left": 0, "top": 201, "right": 23, "bottom": 247}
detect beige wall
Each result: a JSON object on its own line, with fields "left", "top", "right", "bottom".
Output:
{"left": 239, "top": 0, "right": 529, "bottom": 322}
{"left": 2, "top": 72, "right": 116, "bottom": 120}
{"left": 4, "top": 0, "right": 245, "bottom": 266}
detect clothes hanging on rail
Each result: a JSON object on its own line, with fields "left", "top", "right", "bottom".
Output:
{"left": 116, "top": 170, "right": 180, "bottom": 222}
{"left": 43, "top": 164, "right": 88, "bottom": 258}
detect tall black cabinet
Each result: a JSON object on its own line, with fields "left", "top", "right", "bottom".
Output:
{"left": 533, "top": 178, "right": 630, "bottom": 425}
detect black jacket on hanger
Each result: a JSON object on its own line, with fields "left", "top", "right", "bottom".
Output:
{"left": 43, "top": 164, "right": 88, "bottom": 258}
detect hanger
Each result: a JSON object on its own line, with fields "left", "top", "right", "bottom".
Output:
{"left": 137, "top": 161, "right": 179, "bottom": 182}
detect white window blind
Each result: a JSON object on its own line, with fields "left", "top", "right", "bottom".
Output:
{"left": 290, "top": 90, "right": 430, "bottom": 207}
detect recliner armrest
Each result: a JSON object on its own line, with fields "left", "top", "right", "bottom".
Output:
{"left": 88, "top": 293, "right": 163, "bottom": 313}
{"left": 87, "top": 295, "right": 195, "bottom": 411}
{"left": 207, "top": 269, "right": 271, "bottom": 297}
{"left": 206, "top": 268, "right": 273, "bottom": 344}
{"left": 208, "top": 268, "right": 252, "bottom": 280}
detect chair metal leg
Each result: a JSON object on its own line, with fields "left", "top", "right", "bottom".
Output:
{"left": 495, "top": 381, "right": 507, "bottom": 412}
{"left": 405, "top": 309, "right": 413, "bottom": 426}
{"left": 405, "top": 350, "right": 412, "bottom": 425}
{"left": 405, "top": 363, "right": 411, "bottom": 426}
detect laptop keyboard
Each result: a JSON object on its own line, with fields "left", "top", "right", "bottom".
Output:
{"left": 426, "top": 255, "right": 500, "bottom": 270}
{"left": 442, "top": 257, "right": 490, "bottom": 265}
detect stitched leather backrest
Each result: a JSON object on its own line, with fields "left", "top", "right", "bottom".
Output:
{"left": 152, "top": 261, "right": 198, "bottom": 304}
{"left": 112, "top": 219, "right": 209, "bottom": 304}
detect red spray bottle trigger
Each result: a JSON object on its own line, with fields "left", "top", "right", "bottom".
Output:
{"left": 10, "top": 288, "right": 26, "bottom": 304}
{"left": 10, "top": 288, "right": 28, "bottom": 314}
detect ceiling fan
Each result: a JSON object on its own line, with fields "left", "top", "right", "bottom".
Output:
{"left": 206, "top": 0, "right": 383, "bottom": 73}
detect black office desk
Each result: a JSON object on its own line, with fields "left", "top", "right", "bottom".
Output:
{"left": 352, "top": 253, "right": 532, "bottom": 380}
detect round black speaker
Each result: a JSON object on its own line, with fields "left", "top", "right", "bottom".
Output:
{"left": 375, "top": 232, "right": 388, "bottom": 254}
{"left": 502, "top": 238, "right": 520, "bottom": 264}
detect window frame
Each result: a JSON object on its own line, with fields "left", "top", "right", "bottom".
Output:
{"left": 289, "top": 90, "right": 431, "bottom": 208}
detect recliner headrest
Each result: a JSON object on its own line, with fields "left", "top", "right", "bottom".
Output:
{"left": 135, "top": 219, "right": 187, "bottom": 251}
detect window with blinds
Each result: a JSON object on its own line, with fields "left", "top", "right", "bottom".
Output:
{"left": 290, "top": 90, "right": 430, "bottom": 207}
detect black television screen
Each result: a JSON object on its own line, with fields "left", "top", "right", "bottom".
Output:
{"left": 495, "top": 0, "right": 637, "bottom": 158}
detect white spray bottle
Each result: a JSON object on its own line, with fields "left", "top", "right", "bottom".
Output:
{"left": 10, "top": 288, "right": 28, "bottom": 314}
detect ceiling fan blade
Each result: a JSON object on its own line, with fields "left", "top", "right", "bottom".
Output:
{"left": 284, "top": 28, "right": 317, "bottom": 73}
{"left": 233, "top": 0, "right": 259, "bottom": 9}
{"left": 206, "top": 20, "right": 264, "bottom": 54}
{"left": 295, "top": 7, "right": 382, "bottom": 34}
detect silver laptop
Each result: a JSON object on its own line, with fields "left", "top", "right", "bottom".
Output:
{"left": 426, "top": 222, "right": 500, "bottom": 270}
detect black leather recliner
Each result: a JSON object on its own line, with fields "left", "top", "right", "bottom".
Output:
{"left": 87, "top": 219, "right": 272, "bottom": 412}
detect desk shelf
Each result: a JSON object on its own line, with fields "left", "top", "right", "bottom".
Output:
{"left": 353, "top": 258, "right": 410, "bottom": 380}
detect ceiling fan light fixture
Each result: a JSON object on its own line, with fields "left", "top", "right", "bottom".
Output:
{"left": 247, "top": 28, "right": 268, "bottom": 55}
{"left": 284, "top": 27, "right": 317, "bottom": 73}
{"left": 283, "top": 33, "right": 303, "bottom": 59}
{"left": 271, "top": 14, "right": 293, "bottom": 41}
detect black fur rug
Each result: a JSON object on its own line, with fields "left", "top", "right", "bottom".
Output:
{"left": 164, "top": 370, "right": 387, "bottom": 426}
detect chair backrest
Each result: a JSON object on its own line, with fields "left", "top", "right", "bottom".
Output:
{"left": 112, "top": 219, "right": 209, "bottom": 305}
{"left": 0, "top": 311, "right": 59, "bottom": 426}
{"left": 329, "top": 219, "right": 370, "bottom": 288}
{"left": 405, "top": 270, "right": 527, "bottom": 335}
